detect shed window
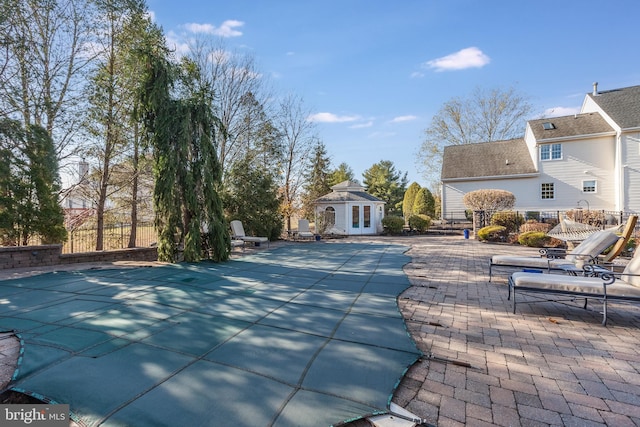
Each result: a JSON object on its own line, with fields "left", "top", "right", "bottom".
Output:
{"left": 583, "top": 180, "right": 596, "bottom": 193}
{"left": 542, "top": 122, "right": 555, "bottom": 130}
{"left": 352, "top": 206, "right": 359, "bottom": 228}
{"left": 541, "top": 182, "right": 554, "bottom": 199}
{"left": 364, "top": 206, "right": 371, "bottom": 227}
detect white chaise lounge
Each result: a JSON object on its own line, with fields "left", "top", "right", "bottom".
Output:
{"left": 230, "top": 220, "right": 270, "bottom": 248}
{"left": 489, "top": 229, "right": 621, "bottom": 281}
{"left": 509, "top": 252, "right": 640, "bottom": 325}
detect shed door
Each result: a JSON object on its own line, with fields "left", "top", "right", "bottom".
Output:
{"left": 349, "top": 204, "right": 373, "bottom": 235}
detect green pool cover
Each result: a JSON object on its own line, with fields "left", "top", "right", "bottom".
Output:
{"left": 0, "top": 242, "right": 421, "bottom": 427}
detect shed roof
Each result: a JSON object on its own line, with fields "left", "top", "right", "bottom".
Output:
{"left": 315, "top": 180, "right": 385, "bottom": 203}
{"left": 529, "top": 112, "right": 614, "bottom": 141}
{"left": 588, "top": 85, "right": 640, "bottom": 129}
{"left": 441, "top": 138, "right": 536, "bottom": 180}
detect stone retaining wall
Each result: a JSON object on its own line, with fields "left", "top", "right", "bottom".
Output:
{"left": 0, "top": 245, "right": 158, "bottom": 270}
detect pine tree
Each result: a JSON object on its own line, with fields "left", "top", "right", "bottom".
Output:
{"left": 301, "top": 141, "right": 332, "bottom": 220}
{"left": 363, "top": 160, "right": 408, "bottom": 216}
{"left": 0, "top": 119, "right": 66, "bottom": 245}
{"left": 223, "top": 157, "right": 283, "bottom": 241}
{"left": 329, "top": 162, "right": 354, "bottom": 186}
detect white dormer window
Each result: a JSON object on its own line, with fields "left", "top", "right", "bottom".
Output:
{"left": 540, "top": 143, "right": 562, "bottom": 161}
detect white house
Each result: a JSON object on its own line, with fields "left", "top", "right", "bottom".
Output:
{"left": 441, "top": 83, "right": 640, "bottom": 218}
{"left": 314, "top": 180, "right": 386, "bottom": 235}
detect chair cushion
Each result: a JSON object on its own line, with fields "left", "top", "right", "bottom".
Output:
{"left": 621, "top": 253, "right": 640, "bottom": 287}
{"left": 567, "top": 230, "right": 620, "bottom": 259}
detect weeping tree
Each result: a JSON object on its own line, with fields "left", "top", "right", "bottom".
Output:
{"left": 138, "top": 46, "right": 229, "bottom": 262}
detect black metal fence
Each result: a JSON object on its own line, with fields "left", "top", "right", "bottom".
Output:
{"left": 441, "top": 209, "right": 629, "bottom": 229}
{"left": 64, "top": 222, "right": 156, "bottom": 254}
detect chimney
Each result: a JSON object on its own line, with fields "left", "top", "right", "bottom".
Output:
{"left": 592, "top": 82, "right": 598, "bottom": 96}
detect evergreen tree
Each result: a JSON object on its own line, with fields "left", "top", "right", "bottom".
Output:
{"left": 301, "top": 140, "right": 332, "bottom": 220}
{"left": 412, "top": 187, "right": 435, "bottom": 218}
{"left": 138, "top": 43, "right": 229, "bottom": 262}
{"left": 402, "top": 182, "right": 421, "bottom": 221}
{"left": 26, "top": 125, "right": 67, "bottom": 244}
{"left": 0, "top": 119, "right": 66, "bottom": 245}
{"left": 223, "top": 157, "right": 283, "bottom": 241}
{"left": 329, "top": 162, "right": 354, "bottom": 186}
{"left": 362, "top": 160, "right": 408, "bottom": 216}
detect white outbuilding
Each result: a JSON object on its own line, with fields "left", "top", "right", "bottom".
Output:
{"left": 314, "top": 180, "right": 385, "bottom": 236}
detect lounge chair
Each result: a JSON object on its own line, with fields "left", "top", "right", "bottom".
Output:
{"left": 489, "top": 229, "right": 622, "bottom": 281}
{"left": 296, "top": 219, "right": 315, "bottom": 241}
{"left": 230, "top": 220, "right": 269, "bottom": 248}
{"left": 601, "top": 215, "right": 638, "bottom": 263}
{"left": 509, "top": 249, "right": 640, "bottom": 325}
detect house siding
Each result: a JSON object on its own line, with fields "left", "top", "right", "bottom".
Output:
{"left": 623, "top": 132, "right": 640, "bottom": 213}
{"left": 537, "top": 135, "right": 616, "bottom": 210}
{"left": 442, "top": 177, "right": 540, "bottom": 217}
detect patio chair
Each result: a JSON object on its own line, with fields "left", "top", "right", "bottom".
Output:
{"left": 296, "top": 219, "right": 315, "bottom": 241}
{"left": 230, "top": 220, "right": 269, "bottom": 248}
{"left": 601, "top": 215, "right": 638, "bottom": 263}
{"left": 489, "top": 229, "right": 622, "bottom": 281}
{"left": 509, "top": 246, "right": 640, "bottom": 325}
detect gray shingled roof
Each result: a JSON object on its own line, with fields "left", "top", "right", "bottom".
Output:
{"left": 315, "top": 180, "right": 385, "bottom": 203}
{"left": 441, "top": 138, "right": 536, "bottom": 180}
{"left": 529, "top": 112, "right": 614, "bottom": 141}
{"left": 588, "top": 85, "right": 640, "bottom": 129}
{"left": 315, "top": 191, "right": 383, "bottom": 203}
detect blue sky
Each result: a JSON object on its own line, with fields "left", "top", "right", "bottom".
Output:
{"left": 147, "top": 0, "right": 640, "bottom": 187}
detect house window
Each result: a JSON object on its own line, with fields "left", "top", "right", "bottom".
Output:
{"left": 541, "top": 182, "right": 554, "bottom": 199}
{"left": 540, "top": 143, "right": 562, "bottom": 160}
{"left": 583, "top": 180, "right": 597, "bottom": 193}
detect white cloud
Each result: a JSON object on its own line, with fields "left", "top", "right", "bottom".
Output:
{"left": 391, "top": 115, "right": 417, "bottom": 123}
{"left": 184, "top": 20, "right": 244, "bottom": 37}
{"left": 350, "top": 121, "right": 374, "bottom": 129}
{"left": 542, "top": 106, "right": 581, "bottom": 118}
{"left": 410, "top": 71, "right": 425, "bottom": 78}
{"left": 307, "top": 112, "right": 360, "bottom": 123}
{"left": 423, "top": 47, "right": 490, "bottom": 72}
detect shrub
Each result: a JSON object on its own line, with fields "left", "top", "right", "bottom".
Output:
{"left": 477, "top": 225, "right": 507, "bottom": 242}
{"left": 517, "top": 231, "right": 550, "bottom": 247}
{"left": 519, "top": 220, "right": 551, "bottom": 234}
{"left": 382, "top": 215, "right": 405, "bottom": 234}
{"left": 490, "top": 211, "right": 524, "bottom": 234}
{"left": 408, "top": 214, "right": 431, "bottom": 232}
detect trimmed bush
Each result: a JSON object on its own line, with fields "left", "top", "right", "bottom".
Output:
{"left": 490, "top": 211, "right": 524, "bottom": 234}
{"left": 519, "top": 220, "right": 551, "bottom": 234}
{"left": 382, "top": 215, "right": 405, "bottom": 234}
{"left": 408, "top": 214, "right": 431, "bottom": 233}
{"left": 517, "top": 231, "right": 550, "bottom": 247}
{"left": 477, "top": 225, "right": 507, "bottom": 242}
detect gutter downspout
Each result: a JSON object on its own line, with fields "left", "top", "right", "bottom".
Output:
{"left": 616, "top": 131, "right": 624, "bottom": 211}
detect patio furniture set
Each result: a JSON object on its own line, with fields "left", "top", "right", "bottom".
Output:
{"left": 489, "top": 215, "right": 640, "bottom": 325}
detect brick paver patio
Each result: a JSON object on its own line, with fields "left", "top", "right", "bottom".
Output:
{"left": 390, "top": 234, "right": 640, "bottom": 427}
